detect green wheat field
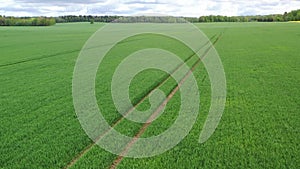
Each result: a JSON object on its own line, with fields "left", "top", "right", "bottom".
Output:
{"left": 0, "top": 22, "right": 299, "bottom": 168}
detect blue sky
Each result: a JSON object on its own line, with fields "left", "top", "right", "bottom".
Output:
{"left": 0, "top": 0, "right": 299, "bottom": 17}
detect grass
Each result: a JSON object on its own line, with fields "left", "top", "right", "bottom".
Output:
{"left": 0, "top": 22, "right": 299, "bottom": 168}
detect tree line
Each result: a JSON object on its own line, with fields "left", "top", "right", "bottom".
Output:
{"left": 111, "top": 16, "right": 188, "bottom": 23}
{"left": 57, "top": 9, "right": 300, "bottom": 23}
{"left": 0, "top": 16, "right": 56, "bottom": 26}
{"left": 54, "top": 9, "right": 300, "bottom": 23}
{"left": 55, "top": 15, "right": 199, "bottom": 23}
{"left": 55, "top": 15, "right": 119, "bottom": 23}
{"left": 198, "top": 9, "right": 300, "bottom": 22}
{"left": 0, "top": 9, "right": 299, "bottom": 26}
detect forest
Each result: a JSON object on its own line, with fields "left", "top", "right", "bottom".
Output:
{"left": 0, "top": 9, "right": 299, "bottom": 26}
{"left": 0, "top": 16, "right": 56, "bottom": 26}
{"left": 54, "top": 9, "right": 300, "bottom": 23}
{"left": 198, "top": 9, "right": 300, "bottom": 22}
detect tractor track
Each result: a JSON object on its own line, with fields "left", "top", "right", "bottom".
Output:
{"left": 109, "top": 33, "right": 223, "bottom": 169}
{"left": 64, "top": 33, "right": 220, "bottom": 169}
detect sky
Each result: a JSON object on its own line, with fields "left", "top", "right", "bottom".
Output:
{"left": 0, "top": 0, "right": 299, "bottom": 17}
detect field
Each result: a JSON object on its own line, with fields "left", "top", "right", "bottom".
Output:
{"left": 0, "top": 22, "right": 299, "bottom": 168}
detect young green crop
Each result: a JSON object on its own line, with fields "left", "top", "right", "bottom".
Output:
{"left": 73, "top": 23, "right": 300, "bottom": 168}
{"left": 0, "top": 22, "right": 299, "bottom": 169}
{"left": 0, "top": 23, "right": 104, "bottom": 168}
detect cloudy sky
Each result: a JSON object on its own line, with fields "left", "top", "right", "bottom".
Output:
{"left": 0, "top": 0, "right": 299, "bottom": 17}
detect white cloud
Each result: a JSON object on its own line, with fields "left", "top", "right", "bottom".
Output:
{"left": 0, "top": 0, "right": 299, "bottom": 17}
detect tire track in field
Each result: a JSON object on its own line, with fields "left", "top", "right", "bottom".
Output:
{"left": 0, "top": 49, "right": 81, "bottom": 68}
{"left": 109, "top": 33, "right": 223, "bottom": 169}
{"left": 0, "top": 39, "right": 81, "bottom": 49}
{"left": 64, "top": 34, "right": 218, "bottom": 169}
{"left": 127, "top": 34, "right": 217, "bottom": 107}
{"left": 0, "top": 37, "right": 148, "bottom": 68}
{"left": 0, "top": 33, "right": 214, "bottom": 68}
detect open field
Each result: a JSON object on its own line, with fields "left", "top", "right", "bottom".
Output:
{"left": 0, "top": 22, "right": 299, "bottom": 168}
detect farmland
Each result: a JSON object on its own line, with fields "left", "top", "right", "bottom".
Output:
{"left": 0, "top": 22, "right": 299, "bottom": 168}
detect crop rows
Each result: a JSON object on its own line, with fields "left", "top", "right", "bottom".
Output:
{"left": 0, "top": 22, "right": 299, "bottom": 169}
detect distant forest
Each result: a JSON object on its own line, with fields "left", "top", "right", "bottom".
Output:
{"left": 197, "top": 9, "right": 300, "bottom": 22}
{"left": 0, "top": 9, "right": 299, "bottom": 26}
{"left": 0, "top": 17, "right": 56, "bottom": 26}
